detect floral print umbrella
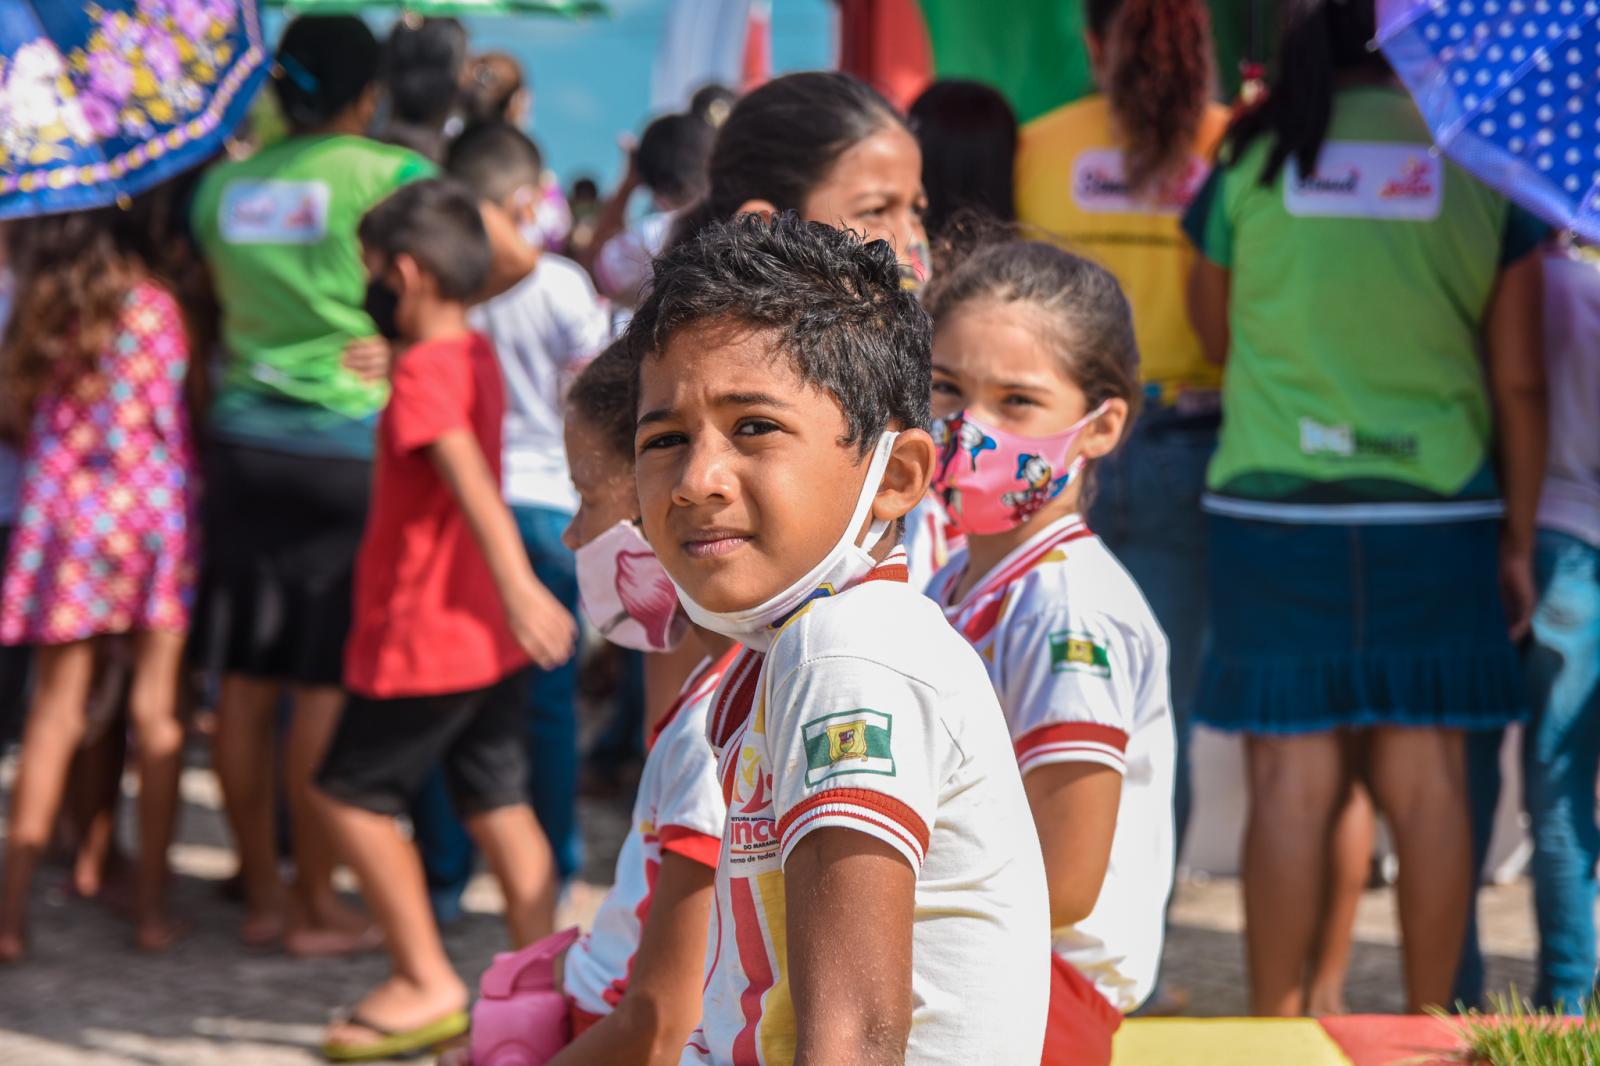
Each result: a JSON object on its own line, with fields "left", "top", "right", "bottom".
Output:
{"left": 0, "top": 0, "right": 269, "bottom": 219}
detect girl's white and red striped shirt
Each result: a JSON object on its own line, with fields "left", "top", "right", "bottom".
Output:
{"left": 926, "top": 512, "right": 1177, "bottom": 1014}
{"left": 562, "top": 647, "right": 736, "bottom": 1018}
{"left": 680, "top": 549, "right": 1050, "bottom": 1065}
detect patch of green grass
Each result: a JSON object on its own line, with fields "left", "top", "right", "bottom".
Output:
{"left": 1430, "top": 990, "right": 1600, "bottom": 1065}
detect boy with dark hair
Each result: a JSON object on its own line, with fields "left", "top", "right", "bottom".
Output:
{"left": 626, "top": 213, "right": 1051, "bottom": 1065}
{"left": 378, "top": 16, "right": 467, "bottom": 162}
{"left": 590, "top": 112, "right": 714, "bottom": 307}
{"left": 313, "top": 178, "right": 578, "bottom": 1062}
{"left": 440, "top": 121, "right": 608, "bottom": 900}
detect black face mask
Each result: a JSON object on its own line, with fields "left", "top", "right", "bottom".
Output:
{"left": 363, "top": 277, "right": 402, "bottom": 342}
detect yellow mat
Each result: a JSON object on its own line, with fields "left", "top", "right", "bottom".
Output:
{"left": 1113, "top": 1019, "right": 1353, "bottom": 1066}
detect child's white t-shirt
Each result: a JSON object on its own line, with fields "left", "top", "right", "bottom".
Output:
{"left": 563, "top": 649, "right": 734, "bottom": 1016}
{"left": 680, "top": 550, "right": 1051, "bottom": 1066}
{"left": 466, "top": 252, "right": 610, "bottom": 515}
{"left": 926, "top": 513, "right": 1177, "bottom": 1013}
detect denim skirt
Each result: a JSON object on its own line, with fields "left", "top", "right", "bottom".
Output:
{"left": 1195, "top": 513, "right": 1525, "bottom": 735}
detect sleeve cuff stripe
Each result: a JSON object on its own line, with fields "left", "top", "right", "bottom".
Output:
{"left": 1019, "top": 748, "right": 1127, "bottom": 776}
{"left": 778, "top": 788, "right": 930, "bottom": 854}
{"left": 779, "top": 808, "right": 925, "bottom": 870}
{"left": 659, "top": 825, "right": 723, "bottom": 869}
{"left": 1016, "top": 722, "right": 1129, "bottom": 757}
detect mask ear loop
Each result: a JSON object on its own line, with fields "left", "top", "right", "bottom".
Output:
{"left": 852, "top": 432, "right": 901, "bottom": 553}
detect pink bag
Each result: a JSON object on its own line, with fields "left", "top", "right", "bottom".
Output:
{"left": 470, "top": 926, "right": 583, "bottom": 1066}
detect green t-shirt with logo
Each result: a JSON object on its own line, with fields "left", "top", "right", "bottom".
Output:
{"left": 191, "top": 134, "right": 435, "bottom": 454}
{"left": 1182, "top": 86, "right": 1546, "bottom": 515}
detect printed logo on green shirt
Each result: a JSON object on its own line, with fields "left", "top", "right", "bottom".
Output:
{"left": 802, "top": 709, "right": 895, "bottom": 787}
{"left": 1050, "top": 631, "right": 1111, "bottom": 677}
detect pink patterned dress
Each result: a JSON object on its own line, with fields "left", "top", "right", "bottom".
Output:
{"left": 0, "top": 280, "right": 202, "bottom": 645}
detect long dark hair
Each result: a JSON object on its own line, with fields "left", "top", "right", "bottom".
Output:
{"left": 1223, "top": 0, "right": 1389, "bottom": 185}
{"left": 272, "top": 15, "right": 381, "bottom": 134}
{"left": 669, "top": 72, "right": 906, "bottom": 247}
{"left": 908, "top": 80, "right": 1017, "bottom": 238}
{"left": 1087, "top": 0, "right": 1214, "bottom": 195}
{"left": 3, "top": 178, "right": 211, "bottom": 441}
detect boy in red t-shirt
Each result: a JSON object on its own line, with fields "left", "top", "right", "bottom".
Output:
{"left": 313, "top": 179, "right": 578, "bottom": 1062}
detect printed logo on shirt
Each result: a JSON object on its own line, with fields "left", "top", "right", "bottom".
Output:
{"left": 802, "top": 709, "right": 895, "bottom": 787}
{"left": 1284, "top": 142, "right": 1441, "bottom": 221}
{"left": 1300, "top": 418, "right": 1419, "bottom": 461}
{"left": 1049, "top": 631, "right": 1111, "bottom": 678}
{"left": 219, "top": 179, "right": 332, "bottom": 244}
{"left": 727, "top": 748, "right": 779, "bottom": 866}
{"left": 1070, "top": 149, "right": 1209, "bottom": 216}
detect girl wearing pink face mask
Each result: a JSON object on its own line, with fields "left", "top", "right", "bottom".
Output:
{"left": 922, "top": 239, "right": 1172, "bottom": 1066}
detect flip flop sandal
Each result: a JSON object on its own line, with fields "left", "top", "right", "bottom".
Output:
{"left": 321, "top": 1009, "right": 470, "bottom": 1062}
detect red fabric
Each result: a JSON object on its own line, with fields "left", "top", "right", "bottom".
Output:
{"left": 344, "top": 333, "right": 529, "bottom": 698}
{"left": 740, "top": 0, "right": 771, "bottom": 91}
{"left": 1041, "top": 954, "right": 1121, "bottom": 1066}
{"left": 660, "top": 825, "right": 723, "bottom": 869}
{"left": 777, "top": 786, "right": 931, "bottom": 856}
{"left": 1317, "top": 1015, "right": 1470, "bottom": 1066}
{"left": 836, "top": 0, "right": 934, "bottom": 112}
{"left": 568, "top": 1002, "right": 604, "bottom": 1038}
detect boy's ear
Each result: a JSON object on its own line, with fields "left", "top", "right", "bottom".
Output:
{"left": 1079, "top": 398, "right": 1130, "bottom": 461}
{"left": 872, "top": 428, "right": 936, "bottom": 524}
{"left": 735, "top": 198, "right": 780, "bottom": 222}
{"left": 393, "top": 251, "right": 426, "bottom": 297}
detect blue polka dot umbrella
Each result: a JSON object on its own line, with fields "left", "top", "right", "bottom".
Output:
{"left": 1377, "top": 0, "right": 1600, "bottom": 242}
{"left": 0, "top": 1, "right": 270, "bottom": 220}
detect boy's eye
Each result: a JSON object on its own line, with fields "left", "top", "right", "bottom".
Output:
{"left": 931, "top": 380, "right": 962, "bottom": 398}
{"left": 1002, "top": 393, "right": 1040, "bottom": 408}
{"left": 637, "top": 431, "right": 686, "bottom": 453}
{"left": 734, "top": 418, "right": 781, "bottom": 437}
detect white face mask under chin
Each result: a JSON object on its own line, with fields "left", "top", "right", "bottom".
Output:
{"left": 670, "top": 431, "right": 900, "bottom": 652}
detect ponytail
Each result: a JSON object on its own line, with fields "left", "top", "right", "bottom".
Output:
{"left": 272, "top": 15, "right": 381, "bottom": 134}
{"left": 1223, "top": 0, "right": 1388, "bottom": 186}
{"left": 1089, "top": 0, "right": 1213, "bottom": 196}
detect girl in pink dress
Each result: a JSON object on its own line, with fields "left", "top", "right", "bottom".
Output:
{"left": 0, "top": 203, "right": 201, "bottom": 961}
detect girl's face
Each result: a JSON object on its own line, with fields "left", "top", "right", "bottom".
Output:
{"left": 931, "top": 297, "right": 1127, "bottom": 457}
{"left": 801, "top": 123, "right": 929, "bottom": 270}
{"left": 561, "top": 413, "right": 640, "bottom": 551}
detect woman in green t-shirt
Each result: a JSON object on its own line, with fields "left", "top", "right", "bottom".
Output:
{"left": 191, "top": 15, "right": 434, "bottom": 958}
{"left": 1180, "top": 0, "right": 1546, "bottom": 1017}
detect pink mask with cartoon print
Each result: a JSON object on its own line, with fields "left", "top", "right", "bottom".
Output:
{"left": 930, "top": 405, "right": 1107, "bottom": 536}
{"left": 575, "top": 520, "right": 690, "bottom": 653}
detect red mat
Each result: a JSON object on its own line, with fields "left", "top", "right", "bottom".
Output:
{"left": 1318, "top": 1015, "right": 1467, "bottom": 1066}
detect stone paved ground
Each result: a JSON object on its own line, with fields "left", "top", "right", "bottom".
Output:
{"left": 0, "top": 753, "right": 1575, "bottom": 1065}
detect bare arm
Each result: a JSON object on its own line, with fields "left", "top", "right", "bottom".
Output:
{"left": 785, "top": 829, "right": 915, "bottom": 1066}
{"left": 477, "top": 199, "right": 541, "bottom": 304}
{"left": 548, "top": 852, "right": 716, "bottom": 1066}
{"left": 1483, "top": 252, "right": 1547, "bottom": 640}
{"left": 1187, "top": 258, "right": 1232, "bottom": 367}
{"left": 1023, "top": 763, "right": 1122, "bottom": 927}
{"left": 578, "top": 145, "right": 643, "bottom": 294}
{"left": 427, "top": 428, "right": 576, "bottom": 669}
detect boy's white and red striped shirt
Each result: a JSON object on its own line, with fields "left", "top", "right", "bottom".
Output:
{"left": 680, "top": 549, "right": 1050, "bottom": 1066}
{"left": 562, "top": 648, "right": 735, "bottom": 1018}
{"left": 926, "top": 513, "right": 1177, "bottom": 1013}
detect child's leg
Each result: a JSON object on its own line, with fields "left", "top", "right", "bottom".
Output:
{"left": 125, "top": 629, "right": 189, "bottom": 950}
{"left": 211, "top": 672, "right": 286, "bottom": 943}
{"left": 463, "top": 804, "right": 557, "bottom": 947}
{"left": 66, "top": 701, "right": 129, "bottom": 901}
{"left": 315, "top": 791, "right": 467, "bottom": 1014}
{"left": 0, "top": 640, "right": 96, "bottom": 960}
{"left": 446, "top": 669, "right": 555, "bottom": 946}
{"left": 1306, "top": 781, "right": 1376, "bottom": 1015}
{"left": 283, "top": 683, "right": 373, "bottom": 955}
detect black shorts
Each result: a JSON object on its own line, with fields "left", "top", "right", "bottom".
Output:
{"left": 196, "top": 441, "right": 371, "bottom": 687}
{"left": 315, "top": 669, "right": 531, "bottom": 818}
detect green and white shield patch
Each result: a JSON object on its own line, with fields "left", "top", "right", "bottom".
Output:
{"left": 1049, "top": 630, "right": 1111, "bottom": 678}
{"left": 802, "top": 708, "right": 895, "bottom": 787}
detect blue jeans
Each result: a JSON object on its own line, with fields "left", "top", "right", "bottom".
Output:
{"left": 1088, "top": 401, "right": 1216, "bottom": 849}
{"left": 412, "top": 504, "right": 583, "bottom": 917}
{"left": 1523, "top": 530, "right": 1600, "bottom": 1011}
{"left": 1456, "top": 530, "right": 1600, "bottom": 1011}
